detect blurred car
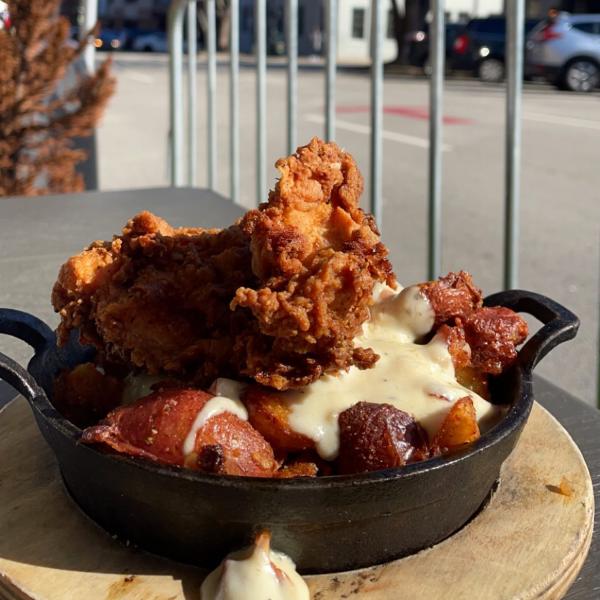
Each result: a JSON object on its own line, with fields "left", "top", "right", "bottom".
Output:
{"left": 451, "top": 17, "right": 540, "bottom": 82}
{"left": 0, "top": 1, "right": 10, "bottom": 30}
{"left": 132, "top": 31, "right": 168, "bottom": 53}
{"left": 407, "top": 23, "right": 463, "bottom": 73}
{"left": 95, "top": 28, "right": 128, "bottom": 51}
{"left": 526, "top": 12, "right": 600, "bottom": 92}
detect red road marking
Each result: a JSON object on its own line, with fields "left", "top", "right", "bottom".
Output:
{"left": 337, "top": 105, "right": 474, "bottom": 125}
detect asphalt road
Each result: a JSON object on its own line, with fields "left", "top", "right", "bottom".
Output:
{"left": 97, "top": 52, "right": 599, "bottom": 405}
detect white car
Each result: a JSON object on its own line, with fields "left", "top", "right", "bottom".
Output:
{"left": 527, "top": 12, "right": 600, "bottom": 92}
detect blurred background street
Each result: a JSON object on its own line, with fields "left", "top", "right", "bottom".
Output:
{"left": 96, "top": 52, "right": 599, "bottom": 404}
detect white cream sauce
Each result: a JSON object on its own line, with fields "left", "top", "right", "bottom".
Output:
{"left": 182, "top": 379, "right": 248, "bottom": 457}
{"left": 201, "top": 533, "right": 309, "bottom": 600}
{"left": 282, "top": 284, "right": 499, "bottom": 460}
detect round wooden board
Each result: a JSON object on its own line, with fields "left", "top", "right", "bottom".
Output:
{"left": 0, "top": 399, "right": 593, "bottom": 600}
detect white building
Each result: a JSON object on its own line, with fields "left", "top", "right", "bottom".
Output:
{"left": 336, "top": 0, "right": 504, "bottom": 64}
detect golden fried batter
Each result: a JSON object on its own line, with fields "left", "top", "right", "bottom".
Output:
{"left": 52, "top": 138, "right": 395, "bottom": 390}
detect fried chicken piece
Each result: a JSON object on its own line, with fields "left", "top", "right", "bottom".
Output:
{"left": 52, "top": 138, "right": 395, "bottom": 390}
{"left": 232, "top": 137, "right": 395, "bottom": 388}
{"left": 81, "top": 388, "right": 278, "bottom": 477}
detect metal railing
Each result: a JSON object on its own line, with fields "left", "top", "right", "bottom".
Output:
{"left": 167, "top": 0, "right": 525, "bottom": 288}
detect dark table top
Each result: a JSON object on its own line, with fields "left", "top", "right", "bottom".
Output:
{"left": 0, "top": 187, "right": 598, "bottom": 598}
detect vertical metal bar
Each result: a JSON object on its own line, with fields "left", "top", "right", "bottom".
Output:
{"left": 428, "top": 0, "right": 445, "bottom": 280}
{"left": 325, "top": 0, "right": 337, "bottom": 141}
{"left": 81, "top": 0, "right": 97, "bottom": 74}
{"left": 207, "top": 0, "right": 218, "bottom": 189}
{"left": 504, "top": 0, "right": 525, "bottom": 290}
{"left": 187, "top": 0, "right": 197, "bottom": 186}
{"left": 370, "top": 0, "right": 384, "bottom": 227}
{"left": 286, "top": 0, "right": 298, "bottom": 154}
{"left": 230, "top": 0, "right": 240, "bottom": 204}
{"left": 168, "top": 0, "right": 188, "bottom": 187}
{"left": 256, "top": 0, "right": 267, "bottom": 204}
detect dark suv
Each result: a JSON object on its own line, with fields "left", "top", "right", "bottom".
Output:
{"left": 451, "top": 17, "right": 540, "bottom": 82}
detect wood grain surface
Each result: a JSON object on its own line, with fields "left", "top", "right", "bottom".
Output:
{"left": 0, "top": 399, "right": 593, "bottom": 600}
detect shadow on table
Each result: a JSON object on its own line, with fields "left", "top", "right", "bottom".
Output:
{"left": 0, "top": 398, "right": 204, "bottom": 599}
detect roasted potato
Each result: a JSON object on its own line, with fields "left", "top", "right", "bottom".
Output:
{"left": 242, "top": 385, "right": 315, "bottom": 453}
{"left": 432, "top": 396, "right": 480, "bottom": 453}
{"left": 275, "top": 460, "right": 319, "bottom": 478}
{"left": 192, "top": 411, "right": 278, "bottom": 477}
{"left": 455, "top": 365, "right": 490, "bottom": 400}
{"left": 337, "top": 402, "right": 429, "bottom": 474}
{"left": 420, "top": 271, "right": 483, "bottom": 327}
{"left": 82, "top": 388, "right": 278, "bottom": 477}
{"left": 463, "top": 306, "right": 528, "bottom": 374}
{"left": 53, "top": 362, "right": 123, "bottom": 427}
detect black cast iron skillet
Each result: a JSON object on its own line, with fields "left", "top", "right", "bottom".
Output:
{"left": 0, "top": 291, "right": 578, "bottom": 573}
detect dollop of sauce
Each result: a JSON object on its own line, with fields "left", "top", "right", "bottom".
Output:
{"left": 183, "top": 378, "right": 249, "bottom": 457}
{"left": 201, "top": 532, "right": 309, "bottom": 600}
{"left": 283, "top": 284, "right": 499, "bottom": 460}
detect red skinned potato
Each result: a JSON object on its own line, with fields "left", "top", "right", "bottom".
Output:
{"left": 242, "top": 385, "right": 315, "bottom": 453}
{"left": 191, "top": 411, "right": 278, "bottom": 477}
{"left": 337, "top": 402, "right": 429, "bottom": 474}
{"left": 53, "top": 362, "right": 123, "bottom": 428}
{"left": 432, "top": 396, "right": 481, "bottom": 454}
{"left": 419, "top": 271, "right": 483, "bottom": 327}
{"left": 463, "top": 306, "right": 528, "bottom": 374}
{"left": 82, "top": 388, "right": 277, "bottom": 477}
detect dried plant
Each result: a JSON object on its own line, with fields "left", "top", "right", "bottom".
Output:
{"left": 0, "top": 0, "right": 115, "bottom": 196}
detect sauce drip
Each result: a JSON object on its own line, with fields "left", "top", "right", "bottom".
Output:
{"left": 201, "top": 532, "right": 309, "bottom": 600}
{"left": 183, "top": 378, "right": 248, "bottom": 457}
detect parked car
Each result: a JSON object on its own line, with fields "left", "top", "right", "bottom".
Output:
{"left": 407, "top": 23, "right": 463, "bottom": 73}
{"left": 0, "top": 1, "right": 10, "bottom": 30}
{"left": 526, "top": 12, "right": 600, "bottom": 92}
{"left": 132, "top": 31, "right": 168, "bottom": 53}
{"left": 95, "top": 27, "right": 129, "bottom": 51}
{"left": 451, "top": 17, "right": 540, "bottom": 82}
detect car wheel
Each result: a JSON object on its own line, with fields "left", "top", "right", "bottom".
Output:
{"left": 144, "top": 45, "right": 153, "bottom": 52}
{"left": 478, "top": 58, "right": 504, "bottom": 83}
{"left": 563, "top": 59, "right": 599, "bottom": 93}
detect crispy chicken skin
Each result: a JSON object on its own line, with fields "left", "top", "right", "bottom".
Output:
{"left": 52, "top": 138, "right": 395, "bottom": 390}
{"left": 233, "top": 137, "right": 395, "bottom": 387}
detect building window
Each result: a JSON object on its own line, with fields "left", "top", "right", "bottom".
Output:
{"left": 352, "top": 8, "right": 365, "bottom": 39}
{"left": 387, "top": 9, "right": 395, "bottom": 38}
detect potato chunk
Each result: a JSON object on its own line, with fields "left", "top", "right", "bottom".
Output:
{"left": 463, "top": 306, "right": 528, "bottom": 374}
{"left": 242, "top": 385, "right": 315, "bottom": 453}
{"left": 337, "top": 402, "right": 429, "bottom": 474}
{"left": 82, "top": 388, "right": 278, "bottom": 477}
{"left": 432, "top": 396, "right": 480, "bottom": 453}
{"left": 53, "top": 362, "right": 123, "bottom": 427}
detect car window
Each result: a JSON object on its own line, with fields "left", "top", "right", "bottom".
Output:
{"left": 571, "top": 22, "right": 598, "bottom": 34}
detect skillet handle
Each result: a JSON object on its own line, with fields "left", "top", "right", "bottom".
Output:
{"left": 0, "top": 308, "right": 55, "bottom": 353}
{"left": 0, "top": 308, "right": 54, "bottom": 402}
{"left": 0, "top": 351, "right": 45, "bottom": 403}
{"left": 483, "top": 290, "right": 579, "bottom": 373}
